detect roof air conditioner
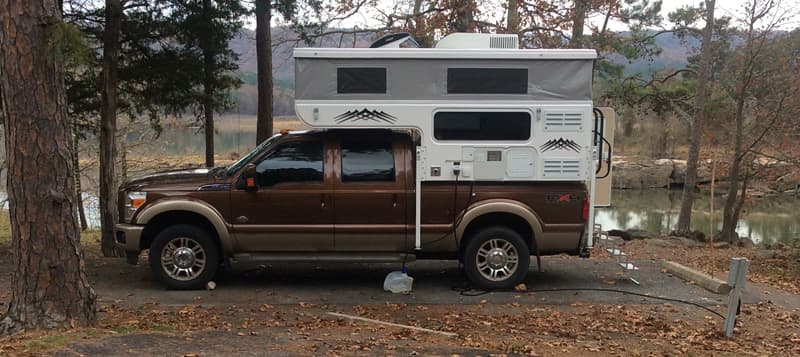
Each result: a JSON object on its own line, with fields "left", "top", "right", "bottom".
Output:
{"left": 435, "top": 33, "right": 519, "bottom": 49}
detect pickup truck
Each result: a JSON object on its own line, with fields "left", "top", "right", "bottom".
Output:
{"left": 115, "top": 129, "right": 588, "bottom": 290}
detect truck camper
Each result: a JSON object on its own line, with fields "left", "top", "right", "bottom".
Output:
{"left": 114, "top": 32, "right": 618, "bottom": 290}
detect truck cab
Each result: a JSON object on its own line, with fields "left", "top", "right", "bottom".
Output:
{"left": 115, "top": 129, "right": 588, "bottom": 290}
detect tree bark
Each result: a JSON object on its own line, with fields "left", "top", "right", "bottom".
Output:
{"left": 0, "top": 0, "right": 97, "bottom": 333}
{"left": 506, "top": 0, "right": 519, "bottom": 34}
{"left": 570, "top": 0, "right": 588, "bottom": 48}
{"left": 453, "top": 0, "right": 474, "bottom": 32}
{"left": 675, "top": 0, "right": 715, "bottom": 233}
{"left": 99, "top": 0, "right": 123, "bottom": 256}
{"left": 255, "top": 0, "right": 273, "bottom": 144}
{"left": 73, "top": 120, "right": 88, "bottom": 231}
{"left": 202, "top": 0, "right": 215, "bottom": 167}
{"left": 721, "top": 89, "right": 746, "bottom": 242}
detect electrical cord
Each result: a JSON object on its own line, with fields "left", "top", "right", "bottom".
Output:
{"left": 451, "top": 285, "right": 725, "bottom": 319}
{"left": 425, "top": 174, "right": 475, "bottom": 246}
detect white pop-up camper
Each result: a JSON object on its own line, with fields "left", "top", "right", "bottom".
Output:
{"left": 293, "top": 32, "right": 614, "bottom": 258}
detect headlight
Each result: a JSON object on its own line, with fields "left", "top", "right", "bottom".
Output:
{"left": 123, "top": 191, "right": 147, "bottom": 223}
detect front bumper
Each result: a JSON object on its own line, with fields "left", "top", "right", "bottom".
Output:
{"left": 114, "top": 223, "right": 144, "bottom": 252}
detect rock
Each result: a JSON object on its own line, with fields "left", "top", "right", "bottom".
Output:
{"left": 650, "top": 237, "right": 704, "bottom": 248}
{"left": 605, "top": 228, "right": 657, "bottom": 241}
{"left": 712, "top": 242, "right": 730, "bottom": 249}
{"left": 670, "top": 230, "right": 707, "bottom": 242}
{"left": 612, "top": 156, "right": 714, "bottom": 189}
{"left": 737, "top": 238, "right": 755, "bottom": 249}
{"left": 607, "top": 229, "right": 632, "bottom": 241}
{"left": 206, "top": 281, "right": 216, "bottom": 290}
{"left": 627, "top": 229, "right": 656, "bottom": 240}
{"left": 613, "top": 160, "right": 673, "bottom": 189}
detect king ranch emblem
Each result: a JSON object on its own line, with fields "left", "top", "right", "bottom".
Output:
{"left": 546, "top": 193, "right": 581, "bottom": 204}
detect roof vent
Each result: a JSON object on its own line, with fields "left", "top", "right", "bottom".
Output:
{"left": 435, "top": 33, "right": 519, "bottom": 49}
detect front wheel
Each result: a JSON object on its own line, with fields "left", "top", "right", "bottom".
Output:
{"left": 149, "top": 224, "right": 219, "bottom": 290}
{"left": 463, "top": 227, "right": 530, "bottom": 290}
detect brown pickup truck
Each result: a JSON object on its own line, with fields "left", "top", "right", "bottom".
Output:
{"left": 115, "top": 129, "right": 588, "bottom": 290}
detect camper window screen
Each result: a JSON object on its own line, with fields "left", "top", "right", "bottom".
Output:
{"left": 447, "top": 68, "right": 527, "bottom": 94}
{"left": 337, "top": 68, "right": 387, "bottom": 94}
{"left": 434, "top": 112, "right": 531, "bottom": 141}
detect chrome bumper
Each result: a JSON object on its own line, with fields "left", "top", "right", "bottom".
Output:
{"left": 114, "top": 223, "right": 144, "bottom": 252}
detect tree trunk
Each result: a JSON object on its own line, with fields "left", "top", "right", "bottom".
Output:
{"left": 453, "top": 0, "right": 474, "bottom": 32}
{"left": 255, "top": 0, "right": 273, "bottom": 144}
{"left": 675, "top": 0, "right": 715, "bottom": 233}
{"left": 721, "top": 92, "right": 746, "bottom": 243}
{"left": 570, "top": 0, "right": 588, "bottom": 48}
{"left": 73, "top": 120, "right": 88, "bottom": 231}
{"left": 99, "top": 0, "right": 123, "bottom": 256}
{"left": 0, "top": 0, "right": 97, "bottom": 333}
{"left": 202, "top": 0, "right": 215, "bottom": 167}
{"left": 412, "top": 0, "right": 426, "bottom": 46}
{"left": 506, "top": 0, "right": 519, "bottom": 34}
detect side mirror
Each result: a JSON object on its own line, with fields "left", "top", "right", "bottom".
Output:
{"left": 243, "top": 163, "right": 257, "bottom": 191}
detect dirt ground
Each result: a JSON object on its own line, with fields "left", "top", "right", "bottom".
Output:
{"left": 1, "top": 237, "right": 799, "bottom": 356}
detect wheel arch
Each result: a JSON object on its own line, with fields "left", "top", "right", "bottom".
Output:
{"left": 456, "top": 199, "right": 544, "bottom": 255}
{"left": 135, "top": 199, "right": 233, "bottom": 254}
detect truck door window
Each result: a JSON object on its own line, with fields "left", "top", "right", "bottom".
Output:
{"left": 341, "top": 140, "right": 395, "bottom": 182}
{"left": 255, "top": 141, "right": 323, "bottom": 186}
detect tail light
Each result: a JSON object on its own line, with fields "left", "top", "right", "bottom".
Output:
{"left": 582, "top": 196, "right": 590, "bottom": 221}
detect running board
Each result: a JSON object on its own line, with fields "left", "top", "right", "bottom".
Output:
{"left": 229, "top": 252, "right": 416, "bottom": 268}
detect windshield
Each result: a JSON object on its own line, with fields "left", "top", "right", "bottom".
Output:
{"left": 224, "top": 134, "right": 281, "bottom": 177}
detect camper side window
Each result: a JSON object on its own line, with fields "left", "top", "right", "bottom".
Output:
{"left": 447, "top": 68, "right": 527, "bottom": 94}
{"left": 337, "top": 68, "right": 387, "bottom": 94}
{"left": 434, "top": 112, "right": 531, "bottom": 141}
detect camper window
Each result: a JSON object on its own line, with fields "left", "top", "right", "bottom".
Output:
{"left": 447, "top": 68, "right": 527, "bottom": 94}
{"left": 434, "top": 112, "right": 531, "bottom": 141}
{"left": 337, "top": 67, "right": 387, "bottom": 94}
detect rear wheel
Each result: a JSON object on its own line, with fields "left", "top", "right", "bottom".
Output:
{"left": 149, "top": 224, "right": 219, "bottom": 290}
{"left": 463, "top": 226, "right": 530, "bottom": 290}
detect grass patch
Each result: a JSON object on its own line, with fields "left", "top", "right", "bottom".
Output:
{"left": 26, "top": 334, "right": 72, "bottom": 352}
{"left": 112, "top": 325, "right": 141, "bottom": 334}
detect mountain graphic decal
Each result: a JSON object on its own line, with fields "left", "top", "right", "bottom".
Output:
{"left": 334, "top": 109, "right": 398, "bottom": 124}
{"left": 540, "top": 138, "right": 581, "bottom": 153}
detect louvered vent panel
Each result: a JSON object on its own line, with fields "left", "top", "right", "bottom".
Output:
{"left": 542, "top": 159, "right": 581, "bottom": 177}
{"left": 544, "top": 112, "right": 583, "bottom": 132}
{"left": 490, "top": 36, "right": 517, "bottom": 49}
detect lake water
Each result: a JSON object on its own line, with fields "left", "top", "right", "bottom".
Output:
{"left": 596, "top": 189, "right": 800, "bottom": 245}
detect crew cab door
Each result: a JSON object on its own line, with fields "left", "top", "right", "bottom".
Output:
{"left": 229, "top": 136, "right": 334, "bottom": 251}
{"left": 332, "top": 133, "right": 408, "bottom": 251}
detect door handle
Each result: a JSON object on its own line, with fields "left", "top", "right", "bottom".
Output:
{"left": 321, "top": 194, "right": 327, "bottom": 208}
{"left": 392, "top": 194, "right": 398, "bottom": 208}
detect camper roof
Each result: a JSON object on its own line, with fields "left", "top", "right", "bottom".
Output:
{"left": 294, "top": 47, "right": 598, "bottom": 60}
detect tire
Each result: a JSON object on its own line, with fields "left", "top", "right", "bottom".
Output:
{"left": 148, "top": 224, "right": 219, "bottom": 290}
{"left": 463, "top": 226, "right": 530, "bottom": 290}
